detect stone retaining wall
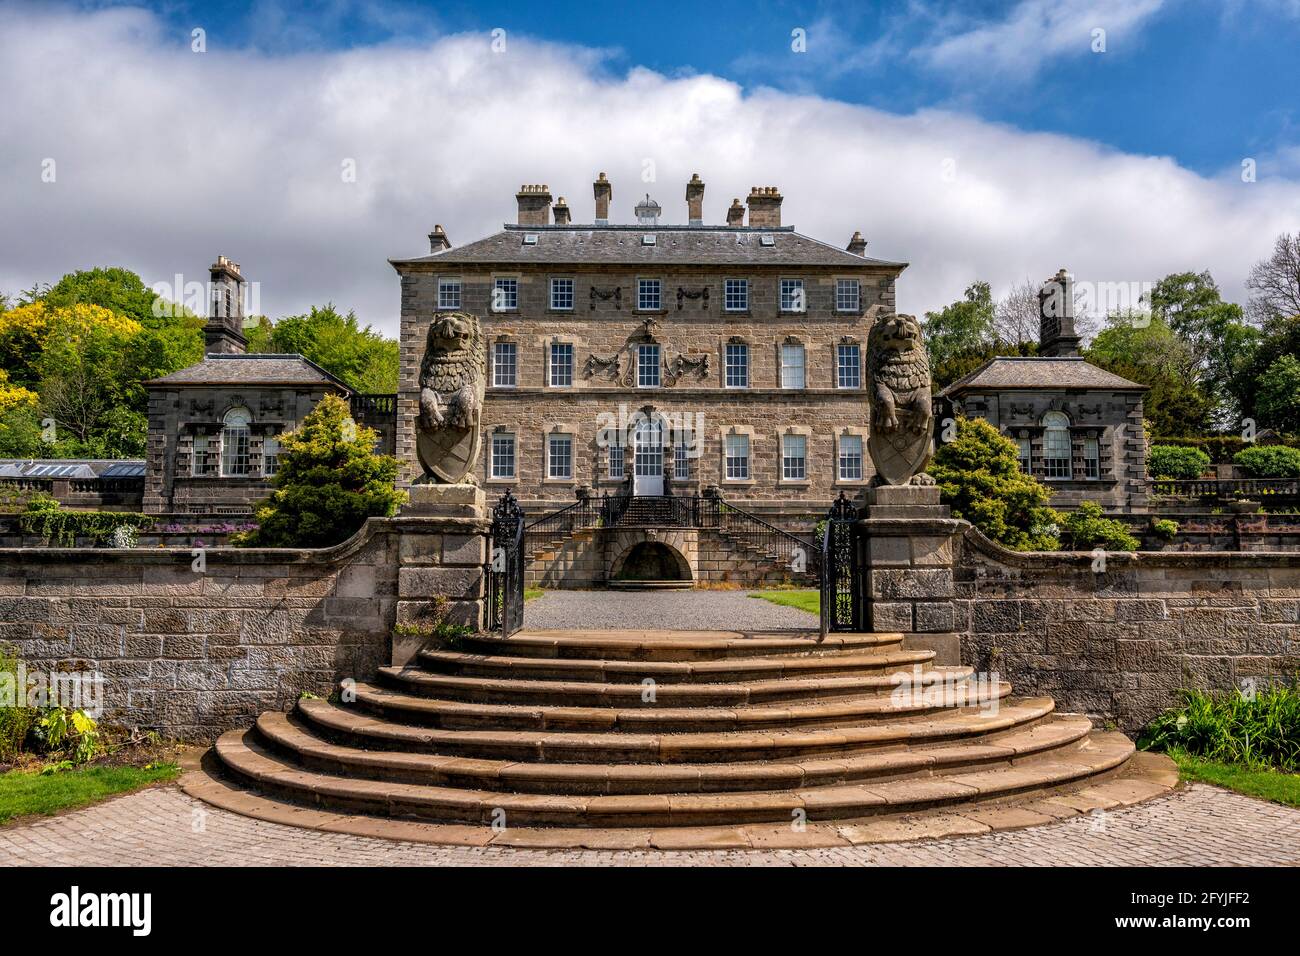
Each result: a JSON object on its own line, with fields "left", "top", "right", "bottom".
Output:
{"left": 0, "top": 515, "right": 485, "bottom": 742}
{"left": 953, "top": 528, "right": 1300, "bottom": 733}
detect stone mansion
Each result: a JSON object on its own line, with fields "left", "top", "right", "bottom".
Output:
{"left": 0, "top": 173, "right": 1148, "bottom": 524}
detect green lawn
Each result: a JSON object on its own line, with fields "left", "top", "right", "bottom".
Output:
{"left": 1170, "top": 751, "right": 1300, "bottom": 808}
{"left": 0, "top": 763, "right": 180, "bottom": 826}
{"left": 524, "top": 587, "right": 544, "bottom": 602}
{"left": 750, "top": 589, "right": 820, "bottom": 614}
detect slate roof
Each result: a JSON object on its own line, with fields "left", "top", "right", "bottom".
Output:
{"left": 390, "top": 225, "right": 907, "bottom": 269}
{"left": 145, "top": 354, "right": 351, "bottom": 390}
{"left": 940, "top": 357, "right": 1145, "bottom": 395}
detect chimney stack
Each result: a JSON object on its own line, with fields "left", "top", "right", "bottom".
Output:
{"left": 726, "top": 198, "right": 744, "bottom": 227}
{"left": 1038, "top": 268, "right": 1082, "bottom": 357}
{"left": 593, "top": 172, "right": 612, "bottom": 224}
{"left": 846, "top": 231, "right": 867, "bottom": 256}
{"left": 205, "top": 255, "right": 247, "bottom": 355}
{"left": 553, "top": 197, "right": 571, "bottom": 225}
{"left": 516, "top": 184, "right": 552, "bottom": 226}
{"left": 685, "top": 173, "right": 705, "bottom": 225}
{"left": 428, "top": 224, "right": 451, "bottom": 253}
{"left": 746, "top": 186, "right": 783, "bottom": 228}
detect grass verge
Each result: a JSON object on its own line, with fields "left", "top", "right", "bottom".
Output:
{"left": 0, "top": 762, "right": 180, "bottom": 826}
{"left": 524, "top": 587, "right": 544, "bottom": 602}
{"left": 1170, "top": 751, "right": 1300, "bottom": 808}
{"left": 750, "top": 589, "right": 819, "bottom": 614}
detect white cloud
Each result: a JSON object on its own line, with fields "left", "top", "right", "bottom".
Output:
{"left": 0, "top": 1, "right": 1295, "bottom": 336}
{"left": 920, "top": 0, "right": 1166, "bottom": 77}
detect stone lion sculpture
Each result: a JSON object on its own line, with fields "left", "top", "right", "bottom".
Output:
{"left": 416, "top": 311, "right": 485, "bottom": 484}
{"left": 866, "top": 313, "right": 935, "bottom": 486}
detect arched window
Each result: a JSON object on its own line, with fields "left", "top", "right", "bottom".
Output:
{"left": 1042, "top": 411, "right": 1071, "bottom": 479}
{"left": 221, "top": 406, "right": 251, "bottom": 477}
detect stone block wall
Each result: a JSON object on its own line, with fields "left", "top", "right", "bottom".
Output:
{"left": 953, "top": 527, "right": 1300, "bottom": 733}
{"left": 0, "top": 515, "right": 487, "bottom": 741}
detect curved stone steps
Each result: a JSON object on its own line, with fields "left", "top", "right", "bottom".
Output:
{"left": 297, "top": 696, "right": 1059, "bottom": 764}
{"left": 255, "top": 709, "right": 1095, "bottom": 795}
{"left": 461, "top": 630, "right": 905, "bottom": 661}
{"left": 375, "top": 664, "right": 972, "bottom": 707}
{"left": 348, "top": 679, "right": 1013, "bottom": 733}
{"left": 416, "top": 646, "right": 938, "bottom": 683}
{"left": 214, "top": 725, "right": 1135, "bottom": 827}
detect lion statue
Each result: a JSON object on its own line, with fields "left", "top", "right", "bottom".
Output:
{"left": 415, "top": 311, "right": 485, "bottom": 484}
{"left": 866, "top": 313, "right": 935, "bottom": 486}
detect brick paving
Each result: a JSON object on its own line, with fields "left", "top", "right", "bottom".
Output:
{"left": 1, "top": 783, "right": 1296, "bottom": 866}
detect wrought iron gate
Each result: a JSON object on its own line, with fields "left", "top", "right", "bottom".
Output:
{"left": 487, "top": 490, "right": 525, "bottom": 637}
{"left": 819, "top": 492, "right": 860, "bottom": 637}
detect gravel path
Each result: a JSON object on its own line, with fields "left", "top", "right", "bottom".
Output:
{"left": 1, "top": 784, "right": 1296, "bottom": 866}
{"left": 525, "top": 588, "right": 817, "bottom": 631}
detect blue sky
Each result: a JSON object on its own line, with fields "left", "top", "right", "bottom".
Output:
{"left": 3, "top": 0, "right": 1298, "bottom": 330}
{"left": 109, "top": 0, "right": 1300, "bottom": 177}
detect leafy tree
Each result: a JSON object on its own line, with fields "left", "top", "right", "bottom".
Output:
{"left": 254, "top": 305, "right": 398, "bottom": 393}
{"left": 1059, "top": 501, "right": 1140, "bottom": 552}
{"left": 1086, "top": 313, "right": 1213, "bottom": 436}
{"left": 233, "top": 394, "right": 406, "bottom": 548}
{"left": 1147, "top": 444, "right": 1211, "bottom": 480}
{"left": 43, "top": 267, "right": 172, "bottom": 327}
{"left": 1148, "top": 271, "right": 1260, "bottom": 426}
{"left": 1253, "top": 355, "right": 1300, "bottom": 435}
{"left": 930, "top": 416, "right": 1060, "bottom": 551}
{"left": 1234, "top": 445, "right": 1300, "bottom": 479}
{"left": 923, "top": 282, "right": 997, "bottom": 387}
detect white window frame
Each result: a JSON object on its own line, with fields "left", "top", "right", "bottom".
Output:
{"left": 492, "top": 277, "right": 518, "bottom": 312}
{"left": 838, "top": 434, "right": 864, "bottom": 482}
{"left": 220, "top": 407, "right": 252, "bottom": 478}
{"left": 725, "top": 433, "right": 750, "bottom": 481}
{"left": 836, "top": 344, "right": 861, "bottom": 389}
{"left": 835, "top": 278, "right": 860, "bottom": 313}
{"left": 191, "top": 433, "right": 212, "bottom": 477}
{"left": 607, "top": 443, "right": 625, "bottom": 480}
{"left": 1017, "top": 436, "right": 1032, "bottom": 474}
{"left": 637, "top": 343, "right": 661, "bottom": 388}
{"left": 724, "top": 343, "right": 749, "bottom": 389}
{"left": 637, "top": 278, "right": 662, "bottom": 311}
{"left": 493, "top": 341, "right": 518, "bottom": 388}
{"left": 490, "top": 433, "right": 516, "bottom": 480}
{"left": 262, "top": 434, "right": 280, "bottom": 477}
{"left": 724, "top": 278, "right": 749, "bottom": 312}
{"left": 674, "top": 442, "right": 690, "bottom": 480}
{"left": 547, "top": 433, "right": 574, "bottom": 480}
{"left": 782, "top": 434, "right": 807, "bottom": 481}
{"left": 549, "top": 277, "right": 574, "bottom": 311}
{"left": 779, "top": 278, "right": 805, "bottom": 313}
{"left": 549, "top": 342, "right": 573, "bottom": 387}
{"left": 437, "top": 277, "right": 462, "bottom": 310}
{"left": 1083, "top": 434, "right": 1100, "bottom": 479}
{"left": 1042, "top": 412, "right": 1072, "bottom": 480}
{"left": 780, "top": 343, "right": 806, "bottom": 389}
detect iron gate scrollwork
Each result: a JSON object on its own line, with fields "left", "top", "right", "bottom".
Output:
{"left": 820, "top": 491, "right": 860, "bottom": 638}
{"left": 488, "top": 490, "right": 525, "bottom": 637}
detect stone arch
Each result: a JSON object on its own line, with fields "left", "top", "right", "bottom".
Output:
{"left": 605, "top": 529, "right": 696, "bottom": 584}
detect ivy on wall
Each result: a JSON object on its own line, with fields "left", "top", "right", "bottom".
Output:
{"left": 17, "top": 495, "right": 153, "bottom": 547}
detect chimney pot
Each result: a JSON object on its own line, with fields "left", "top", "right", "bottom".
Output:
{"left": 553, "top": 198, "right": 571, "bottom": 225}
{"left": 685, "top": 173, "right": 705, "bottom": 225}
{"left": 428, "top": 224, "right": 451, "bottom": 253}
{"left": 593, "top": 172, "right": 612, "bottom": 224}
{"left": 745, "top": 185, "right": 783, "bottom": 228}
{"left": 515, "top": 184, "right": 552, "bottom": 226}
{"left": 846, "top": 231, "right": 867, "bottom": 256}
{"left": 726, "top": 198, "right": 744, "bottom": 227}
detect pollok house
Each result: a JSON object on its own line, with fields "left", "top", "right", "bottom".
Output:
{"left": 0, "top": 172, "right": 1296, "bottom": 848}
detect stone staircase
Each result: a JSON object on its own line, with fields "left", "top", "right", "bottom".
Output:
{"left": 188, "top": 628, "right": 1177, "bottom": 848}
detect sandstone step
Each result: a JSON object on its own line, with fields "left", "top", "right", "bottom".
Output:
{"left": 461, "top": 629, "right": 905, "bottom": 661}
{"left": 255, "top": 710, "right": 1094, "bottom": 795}
{"left": 416, "top": 646, "right": 937, "bottom": 683}
{"left": 214, "top": 726, "right": 1133, "bottom": 827}
{"left": 347, "top": 679, "right": 1013, "bottom": 733}
{"left": 376, "top": 665, "right": 972, "bottom": 707}
{"left": 297, "top": 696, "right": 1058, "bottom": 764}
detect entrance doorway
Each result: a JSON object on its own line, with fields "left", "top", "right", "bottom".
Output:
{"left": 633, "top": 418, "right": 663, "bottom": 496}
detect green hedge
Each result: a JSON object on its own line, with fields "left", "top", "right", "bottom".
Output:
{"left": 1148, "top": 444, "right": 1211, "bottom": 480}
{"left": 1234, "top": 445, "right": 1300, "bottom": 479}
{"left": 1154, "top": 434, "right": 1300, "bottom": 463}
{"left": 1060, "top": 501, "right": 1140, "bottom": 551}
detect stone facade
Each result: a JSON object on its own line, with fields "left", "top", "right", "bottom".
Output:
{"left": 391, "top": 174, "right": 907, "bottom": 520}
{"left": 0, "top": 515, "right": 485, "bottom": 741}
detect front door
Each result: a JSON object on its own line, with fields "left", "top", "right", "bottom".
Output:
{"left": 633, "top": 419, "right": 664, "bottom": 496}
